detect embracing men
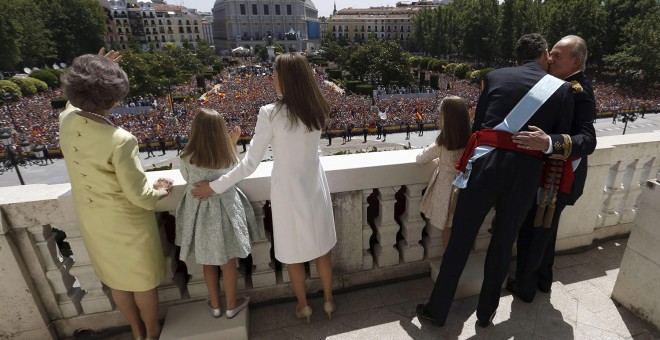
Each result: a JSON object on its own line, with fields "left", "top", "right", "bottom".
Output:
{"left": 417, "top": 33, "right": 580, "bottom": 327}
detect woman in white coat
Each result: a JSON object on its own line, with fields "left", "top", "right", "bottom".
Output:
{"left": 192, "top": 54, "right": 337, "bottom": 322}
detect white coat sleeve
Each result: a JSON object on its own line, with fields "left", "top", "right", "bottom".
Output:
{"left": 416, "top": 144, "right": 443, "bottom": 164}
{"left": 209, "top": 106, "right": 272, "bottom": 194}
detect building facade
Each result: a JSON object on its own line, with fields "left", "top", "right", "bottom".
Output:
{"left": 325, "top": 1, "right": 438, "bottom": 46}
{"left": 99, "top": 0, "right": 209, "bottom": 51}
{"left": 212, "top": 0, "right": 321, "bottom": 53}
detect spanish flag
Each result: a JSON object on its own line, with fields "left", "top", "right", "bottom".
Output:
{"left": 480, "top": 79, "right": 485, "bottom": 92}
{"left": 416, "top": 111, "right": 423, "bottom": 122}
{"left": 168, "top": 94, "right": 174, "bottom": 111}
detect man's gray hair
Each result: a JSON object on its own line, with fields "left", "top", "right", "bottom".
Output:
{"left": 562, "top": 35, "right": 588, "bottom": 72}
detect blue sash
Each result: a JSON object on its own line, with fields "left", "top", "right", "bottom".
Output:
{"left": 454, "top": 74, "right": 566, "bottom": 188}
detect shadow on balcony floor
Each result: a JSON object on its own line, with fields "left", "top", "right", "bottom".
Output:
{"left": 83, "top": 237, "right": 659, "bottom": 340}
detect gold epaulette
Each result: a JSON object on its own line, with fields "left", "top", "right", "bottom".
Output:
{"left": 549, "top": 134, "right": 572, "bottom": 160}
{"left": 570, "top": 80, "right": 583, "bottom": 93}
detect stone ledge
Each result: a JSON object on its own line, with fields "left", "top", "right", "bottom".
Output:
{"left": 160, "top": 300, "right": 248, "bottom": 340}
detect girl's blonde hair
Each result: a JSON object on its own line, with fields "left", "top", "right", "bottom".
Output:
{"left": 273, "top": 53, "right": 330, "bottom": 131}
{"left": 435, "top": 96, "right": 471, "bottom": 151}
{"left": 180, "top": 108, "right": 237, "bottom": 169}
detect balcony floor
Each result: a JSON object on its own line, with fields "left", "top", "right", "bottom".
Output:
{"left": 85, "top": 238, "right": 660, "bottom": 339}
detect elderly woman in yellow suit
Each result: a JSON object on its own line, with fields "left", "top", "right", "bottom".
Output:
{"left": 59, "top": 49, "right": 172, "bottom": 340}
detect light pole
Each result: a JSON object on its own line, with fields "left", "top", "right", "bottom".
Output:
{"left": 1, "top": 89, "right": 20, "bottom": 132}
{"left": 0, "top": 131, "right": 46, "bottom": 185}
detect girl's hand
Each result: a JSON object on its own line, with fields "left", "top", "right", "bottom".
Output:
{"left": 98, "top": 47, "right": 122, "bottom": 63}
{"left": 192, "top": 181, "right": 214, "bottom": 200}
{"left": 229, "top": 126, "right": 242, "bottom": 145}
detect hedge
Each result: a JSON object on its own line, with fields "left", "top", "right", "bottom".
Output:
{"left": 430, "top": 73, "right": 440, "bottom": 89}
{"left": 345, "top": 80, "right": 362, "bottom": 93}
{"left": 445, "top": 63, "right": 457, "bottom": 75}
{"left": 51, "top": 97, "right": 68, "bottom": 109}
{"left": 0, "top": 80, "right": 22, "bottom": 100}
{"left": 327, "top": 68, "right": 342, "bottom": 80}
{"left": 26, "top": 77, "right": 48, "bottom": 92}
{"left": 454, "top": 63, "right": 472, "bottom": 79}
{"left": 9, "top": 77, "right": 37, "bottom": 96}
{"left": 355, "top": 84, "right": 373, "bottom": 97}
{"left": 30, "top": 69, "right": 59, "bottom": 88}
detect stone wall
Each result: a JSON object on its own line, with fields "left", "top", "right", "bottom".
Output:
{"left": 1, "top": 131, "right": 659, "bottom": 339}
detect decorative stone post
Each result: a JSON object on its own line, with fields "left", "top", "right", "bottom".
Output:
{"left": 249, "top": 201, "right": 276, "bottom": 288}
{"left": 397, "top": 184, "right": 426, "bottom": 262}
{"left": 373, "top": 187, "right": 401, "bottom": 267}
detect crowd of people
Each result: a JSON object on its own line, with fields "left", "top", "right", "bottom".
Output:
{"left": 1, "top": 60, "right": 658, "bottom": 155}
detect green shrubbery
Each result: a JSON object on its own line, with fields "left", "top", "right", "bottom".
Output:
{"left": 0, "top": 80, "right": 23, "bottom": 100}
{"left": 327, "top": 68, "right": 342, "bottom": 80}
{"left": 29, "top": 69, "right": 59, "bottom": 88}
{"left": 430, "top": 73, "right": 440, "bottom": 89}
{"left": 355, "top": 84, "right": 374, "bottom": 97}
{"left": 454, "top": 64, "right": 472, "bottom": 79}
{"left": 50, "top": 97, "right": 68, "bottom": 109}
{"left": 9, "top": 77, "right": 37, "bottom": 96}
{"left": 27, "top": 77, "right": 48, "bottom": 92}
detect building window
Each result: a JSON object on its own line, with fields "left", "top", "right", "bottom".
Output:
{"left": 286, "top": 4, "right": 292, "bottom": 15}
{"left": 275, "top": 4, "right": 281, "bottom": 15}
{"left": 252, "top": 4, "right": 258, "bottom": 15}
{"left": 264, "top": 4, "right": 269, "bottom": 15}
{"left": 240, "top": 4, "right": 246, "bottom": 15}
{"left": 178, "top": 20, "right": 182, "bottom": 25}
{"left": 179, "top": 27, "right": 184, "bottom": 33}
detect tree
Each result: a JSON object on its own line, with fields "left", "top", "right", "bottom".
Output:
{"left": 345, "top": 38, "right": 413, "bottom": 87}
{"left": 0, "top": 1, "right": 23, "bottom": 70}
{"left": 603, "top": 5, "right": 660, "bottom": 84}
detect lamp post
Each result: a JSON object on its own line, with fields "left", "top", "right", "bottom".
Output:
{"left": 0, "top": 131, "right": 46, "bottom": 185}
{"left": 1, "top": 89, "right": 20, "bottom": 132}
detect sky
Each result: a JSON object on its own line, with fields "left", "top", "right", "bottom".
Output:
{"left": 180, "top": 0, "right": 401, "bottom": 17}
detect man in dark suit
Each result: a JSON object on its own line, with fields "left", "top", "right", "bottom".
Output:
{"left": 508, "top": 35, "right": 597, "bottom": 302}
{"left": 417, "top": 33, "right": 574, "bottom": 327}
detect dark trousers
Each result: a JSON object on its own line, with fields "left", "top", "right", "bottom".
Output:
{"left": 514, "top": 202, "right": 566, "bottom": 300}
{"left": 363, "top": 131, "right": 367, "bottom": 143}
{"left": 426, "top": 152, "right": 540, "bottom": 324}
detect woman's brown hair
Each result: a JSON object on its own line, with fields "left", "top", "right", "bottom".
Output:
{"left": 435, "top": 96, "right": 471, "bottom": 151}
{"left": 180, "top": 108, "right": 237, "bottom": 169}
{"left": 273, "top": 53, "right": 330, "bottom": 131}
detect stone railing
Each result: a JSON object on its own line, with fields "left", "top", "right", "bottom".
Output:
{"left": 1, "top": 131, "right": 659, "bottom": 339}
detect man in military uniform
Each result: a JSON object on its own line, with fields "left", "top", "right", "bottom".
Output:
{"left": 508, "top": 35, "right": 597, "bottom": 302}
{"left": 416, "top": 34, "right": 574, "bottom": 328}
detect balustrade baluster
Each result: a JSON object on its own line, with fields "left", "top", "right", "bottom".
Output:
{"left": 373, "top": 187, "right": 401, "bottom": 267}
{"left": 249, "top": 201, "right": 276, "bottom": 288}
{"left": 397, "top": 184, "right": 426, "bottom": 262}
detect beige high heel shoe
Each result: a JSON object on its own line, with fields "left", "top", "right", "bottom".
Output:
{"left": 295, "top": 305, "right": 313, "bottom": 323}
{"left": 323, "top": 301, "right": 336, "bottom": 320}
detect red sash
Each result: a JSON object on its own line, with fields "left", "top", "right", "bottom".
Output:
{"left": 455, "top": 129, "right": 544, "bottom": 173}
{"left": 555, "top": 157, "right": 579, "bottom": 193}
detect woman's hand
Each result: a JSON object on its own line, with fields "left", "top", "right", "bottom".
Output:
{"left": 98, "top": 47, "right": 122, "bottom": 63}
{"left": 229, "top": 126, "right": 242, "bottom": 145}
{"left": 192, "top": 181, "right": 214, "bottom": 200}
{"left": 153, "top": 178, "right": 173, "bottom": 199}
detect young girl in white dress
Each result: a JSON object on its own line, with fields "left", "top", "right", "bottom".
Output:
{"left": 416, "top": 96, "right": 471, "bottom": 247}
{"left": 175, "top": 108, "right": 260, "bottom": 319}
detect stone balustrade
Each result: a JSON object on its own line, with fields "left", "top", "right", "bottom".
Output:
{"left": 1, "top": 131, "right": 659, "bottom": 339}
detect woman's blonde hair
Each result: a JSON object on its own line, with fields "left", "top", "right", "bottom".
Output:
{"left": 435, "top": 96, "right": 471, "bottom": 151}
{"left": 273, "top": 53, "right": 329, "bottom": 131}
{"left": 180, "top": 108, "right": 237, "bottom": 169}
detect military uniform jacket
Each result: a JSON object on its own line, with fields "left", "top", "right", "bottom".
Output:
{"left": 547, "top": 71, "right": 597, "bottom": 205}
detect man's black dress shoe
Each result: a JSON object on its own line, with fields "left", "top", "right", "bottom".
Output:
{"left": 537, "top": 283, "right": 552, "bottom": 293}
{"left": 416, "top": 304, "right": 444, "bottom": 327}
{"left": 477, "top": 311, "right": 495, "bottom": 328}
{"left": 506, "top": 279, "right": 534, "bottom": 303}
